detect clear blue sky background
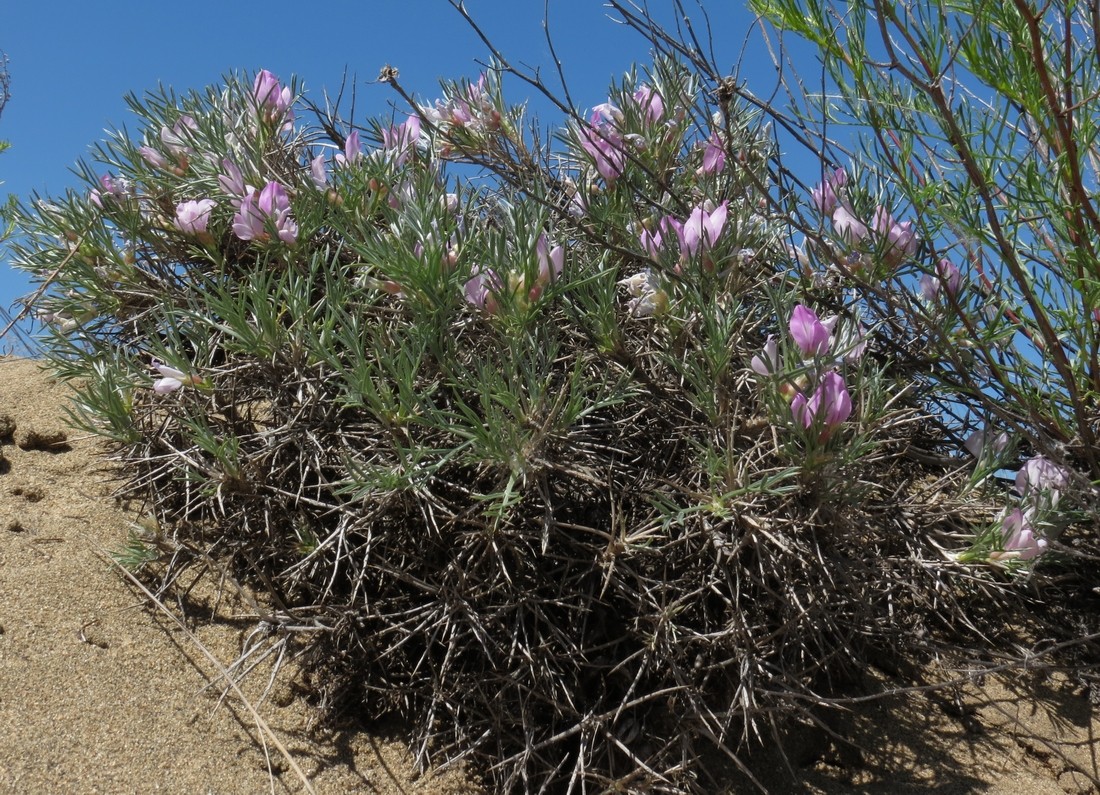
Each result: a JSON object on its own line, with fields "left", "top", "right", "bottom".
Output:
{"left": 0, "top": 0, "right": 806, "bottom": 333}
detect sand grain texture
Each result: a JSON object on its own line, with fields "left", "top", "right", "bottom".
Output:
{"left": 0, "top": 358, "right": 475, "bottom": 794}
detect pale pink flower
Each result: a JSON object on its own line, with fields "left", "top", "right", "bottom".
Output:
{"left": 1015, "top": 455, "right": 1071, "bottom": 507}
{"left": 535, "top": 234, "right": 564, "bottom": 285}
{"left": 218, "top": 159, "right": 251, "bottom": 201}
{"left": 253, "top": 69, "right": 294, "bottom": 127}
{"left": 750, "top": 336, "right": 780, "bottom": 376}
{"left": 989, "top": 508, "right": 1047, "bottom": 561}
{"left": 139, "top": 146, "right": 170, "bottom": 171}
{"left": 964, "top": 426, "right": 1010, "bottom": 459}
{"left": 665, "top": 202, "right": 728, "bottom": 258}
{"left": 832, "top": 205, "right": 868, "bottom": 244}
{"left": 789, "top": 305, "right": 832, "bottom": 358}
{"left": 811, "top": 168, "right": 847, "bottom": 215}
{"left": 159, "top": 115, "right": 198, "bottom": 158}
{"left": 632, "top": 85, "right": 664, "bottom": 123}
{"left": 873, "top": 205, "right": 918, "bottom": 266}
{"left": 232, "top": 181, "right": 298, "bottom": 244}
{"left": 174, "top": 198, "right": 216, "bottom": 236}
{"left": 919, "top": 259, "right": 963, "bottom": 301}
{"left": 310, "top": 154, "right": 329, "bottom": 189}
{"left": 639, "top": 227, "right": 663, "bottom": 259}
{"left": 465, "top": 266, "right": 502, "bottom": 314}
{"left": 90, "top": 173, "right": 126, "bottom": 208}
{"left": 335, "top": 130, "right": 362, "bottom": 168}
{"left": 698, "top": 132, "right": 726, "bottom": 176}
{"left": 791, "top": 371, "right": 852, "bottom": 430}
{"left": 152, "top": 358, "right": 203, "bottom": 394}
{"left": 580, "top": 115, "right": 626, "bottom": 183}
{"left": 381, "top": 115, "right": 421, "bottom": 166}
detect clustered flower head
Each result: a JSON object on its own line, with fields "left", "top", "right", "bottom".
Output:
{"left": 232, "top": 181, "right": 298, "bottom": 244}
{"left": 215, "top": 158, "right": 298, "bottom": 245}
{"left": 174, "top": 198, "right": 216, "bottom": 241}
{"left": 252, "top": 69, "right": 294, "bottom": 129}
{"left": 464, "top": 233, "right": 564, "bottom": 314}
{"left": 809, "top": 167, "right": 919, "bottom": 268}
{"left": 579, "top": 86, "right": 664, "bottom": 184}
{"left": 988, "top": 508, "right": 1048, "bottom": 561}
{"left": 421, "top": 73, "right": 502, "bottom": 157}
{"left": 751, "top": 304, "right": 858, "bottom": 441}
{"left": 381, "top": 115, "right": 421, "bottom": 167}
{"left": 642, "top": 200, "right": 726, "bottom": 269}
{"left": 961, "top": 439, "right": 1073, "bottom": 564}
{"left": 872, "top": 206, "right": 919, "bottom": 267}
{"left": 580, "top": 106, "right": 627, "bottom": 184}
{"left": 1016, "top": 454, "right": 1070, "bottom": 507}
{"left": 811, "top": 168, "right": 846, "bottom": 215}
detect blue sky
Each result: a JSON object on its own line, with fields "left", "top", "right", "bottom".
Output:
{"left": 0, "top": 1, "right": 795, "bottom": 330}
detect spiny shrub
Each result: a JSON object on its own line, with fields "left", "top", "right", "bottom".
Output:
{"left": 10, "top": 50, "right": 1090, "bottom": 791}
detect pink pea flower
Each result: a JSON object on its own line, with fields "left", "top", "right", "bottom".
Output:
{"left": 667, "top": 201, "right": 728, "bottom": 258}
{"left": 421, "top": 74, "right": 500, "bottom": 146}
{"left": 1016, "top": 455, "right": 1071, "bottom": 506}
{"left": 919, "top": 259, "right": 963, "bottom": 301}
{"left": 253, "top": 69, "right": 294, "bottom": 127}
{"left": 139, "top": 146, "right": 171, "bottom": 172}
{"left": 159, "top": 115, "right": 198, "bottom": 158}
{"left": 535, "top": 234, "right": 564, "bottom": 285}
{"left": 697, "top": 132, "right": 726, "bottom": 176}
{"left": 232, "top": 181, "right": 298, "bottom": 244}
{"left": 310, "top": 154, "right": 329, "bottom": 189}
{"left": 580, "top": 119, "right": 626, "bottom": 183}
{"left": 964, "top": 426, "right": 1010, "bottom": 459}
{"left": 632, "top": 85, "right": 664, "bottom": 123}
{"left": 989, "top": 508, "right": 1047, "bottom": 561}
{"left": 174, "top": 198, "right": 216, "bottom": 238}
{"left": 465, "top": 266, "right": 503, "bottom": 314}
{"left": 789, "top": 304, "right": 832, "bottom": 358}
{"left": 873, "top": 206, "right": 918, "bottom": 266}
{"left": 152, "top": 358, "right": 203, "bottom": 394}
{"left": 526, "top": 236, "right": 564, "bottom": 304}
{"left": 832, "top": 205, "right": 868, "bottom": 244}
{"left": 639, "top": 227, "right": 664, "bottom": 259}
{"left": 750, "top": 335, "right": 780, "bottom": 376}
{"left": 335, "top": 130, "right": 362, "bottom": 168}
{"left": 791, "top": 371, "right": 852, "bottom": 431}
{"left": 811, "top": 168, "right": 847, "bottom": 215}
{"left": 590, "top": 103, "right": 623, "bottom": 125}
{"left": 381, "top": 115, "right": 421, "bottom": 166}
{"left": 90, "top": 173, "right": 126, "bottom": 209}
{"left": 218, "top": 159, "right": 251, "bottom": 201}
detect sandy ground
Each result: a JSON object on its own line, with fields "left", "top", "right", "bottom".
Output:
{"left": 0, "top": 355, "right": 1096, "bottom": 794}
